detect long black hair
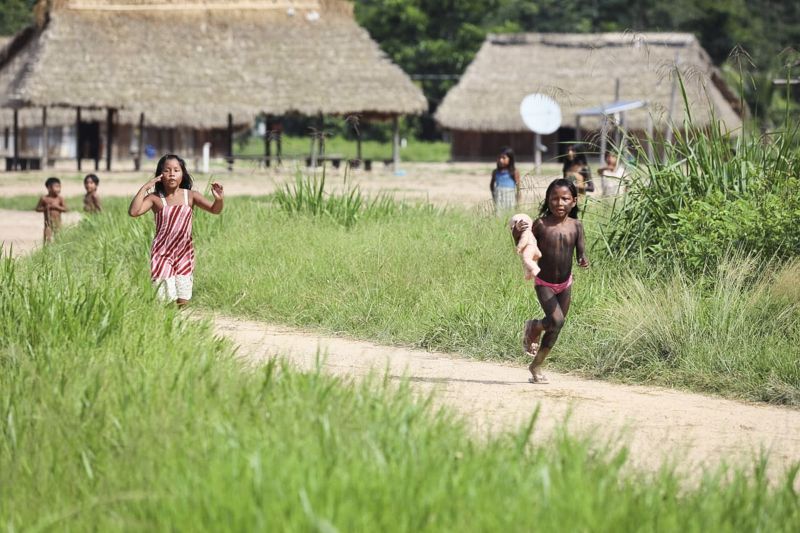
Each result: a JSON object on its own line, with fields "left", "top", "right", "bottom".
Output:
{"left": 539, "top": 178, "right": 579, "bottom": 219}
{"left": 154, "top": 154, "right": 193, "bottom": 194}
{"left": 496, "top": 146, "right": 516, "bottom": 176}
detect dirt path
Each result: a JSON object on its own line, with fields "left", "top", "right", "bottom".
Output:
{"left": 0, "top": 209, "right": 81, "bottom": 257}
{"left": 212, "top": 315, "right": 800, "bottom": 482}
{"left": 0, "top": 162, "right": 559, "bottom": 209}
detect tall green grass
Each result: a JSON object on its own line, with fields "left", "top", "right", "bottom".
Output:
{"left": 272, "top": 169, "right": 399, "bottom": 228}
{"left": 602, "top": 80, "right": 800, "bottom": 269}
{"left": 3, "top": 194, "right": 799, "bottom": 405}
{"left": 2, "top": 204, "right": 799, "bottom": 530}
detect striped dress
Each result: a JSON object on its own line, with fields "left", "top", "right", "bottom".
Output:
{"left": 151, "top": 189, "right": 194, "bottom": 281}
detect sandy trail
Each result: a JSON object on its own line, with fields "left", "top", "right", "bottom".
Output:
{"left": 212, "top": 315, "right": 800, "bottom": 482}
{"left": 0, "top": 209, "right": 81, "bottom": 257}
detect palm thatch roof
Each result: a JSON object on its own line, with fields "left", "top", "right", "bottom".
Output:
{"left": 0, "top": 0, "right": 426, "bottom": 128}
{"left": 435, "top": 33, "right": 743, "bottom": 133}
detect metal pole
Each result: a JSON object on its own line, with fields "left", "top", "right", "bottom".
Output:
{"left": 646, "top": 111, "right": 654, "bottom": 161}
{"left": 534, "top": 132, "right": 542, "bottom": 174}
{"left": 575, "top": 115, "right": 581, "bottom": 142}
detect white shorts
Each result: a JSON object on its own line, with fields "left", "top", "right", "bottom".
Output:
{"left": 155, "top": 274, "right": 193, "bottom": 302}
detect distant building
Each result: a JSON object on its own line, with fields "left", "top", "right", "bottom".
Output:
{"left": 435, "top": 33, "right": 744, "bottom": 162}
{"left": 0, "top": 0, "right": 426, "bottom": 170}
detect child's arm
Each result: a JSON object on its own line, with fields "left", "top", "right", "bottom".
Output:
{"left": 575, "top": 220, "right": 589, "bottom": 268}
{"left": 91, "top": 193, "right": 102, "bottom": 212}
{"left": 128, "top": 176, "right": 161, "bottom": 217}
{"left": 489, "top": 170, "right": 496, "bottom": 192}
{"left": 35, "top": 197, "right": 47, "bottom": 212}
{"left": 191, "top": 183, "right": 224, "bottom": 214}
{"left": 58, "top": 197, "right": 67, "bottom": 212}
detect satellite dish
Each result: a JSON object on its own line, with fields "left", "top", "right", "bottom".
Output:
{"left": 520, "top": 93, "right": 562, "bottom": 135}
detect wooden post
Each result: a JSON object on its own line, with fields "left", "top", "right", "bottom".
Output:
{"left": 575, "top": 115, "right": 581, "bottom": 142}
{"left": 646, "top": 111, "right": 654, "bottom": 161}
{"left": 135, "top": 112, "right": 144, "bottom": 171}
{"left": 41, "top": 107, "right": 48, "bottom": 167}
{"left": 12, "top": 109, "right": 19, "bottom": 171}
{"left": 534, "top": 132, "right": 542, "bottom": 175}
{"left": 317, "top": 113, "right": 325, "bottom": 161}
{"left": 76, "top": 107, "right": 81, "bottom": 171}
{"left": 227, "top": 113, "right": 233, "bottom": 172}
{"left": 392, "top": 115, "right": 400, "bottom": 172}
{"left": 276, "top": 121, "right": 282, "bottom": 165}
{"left": 105, "top": 108, "right": 114, "bottom": 171}
{"left": 599, "top": 114, "right": 608, "bottom": 167}
{"left": 263, "top": 114, "right": 271, "bottom": 168}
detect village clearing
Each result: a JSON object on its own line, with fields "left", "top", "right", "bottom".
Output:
{"left": 3, "top": 163, "right": 799, "bottom": 485}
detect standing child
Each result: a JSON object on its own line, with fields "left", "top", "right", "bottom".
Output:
{"left": 83, "top": 174, "right": 102, "bottom": 213}
{"left": 128, "top": 154, "right": 224, "bottom": 306}
{"left": 35, "top": 177, "right": 67, "bottom": 243}
{"left": 516, "top": 178, "right": 589, "bottom": 383}
{"left": 490, "top": 147, "right": 520, "bottom": 213}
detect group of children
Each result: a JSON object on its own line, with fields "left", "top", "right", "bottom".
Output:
{"left": 36, "top": 173, "right": 102, "bottom": 242}
{"left": 36, "top": 149, "right": 581, "bottom": 384}
{"left": 37, "top": 154, "right": 224, "bottom": 307}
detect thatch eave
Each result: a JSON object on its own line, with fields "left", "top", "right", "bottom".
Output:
{"left": 0, "top": 1, "right": 426, "bottom": 129}
{"left": 436, "top": 32, "right": 744, "bottom": 133}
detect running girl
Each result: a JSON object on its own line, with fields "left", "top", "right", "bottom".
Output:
{"left": 128, "top": 154, "right": 224, "bottom": 306}
{"left": 516, "top": 178, "right": 589, "bottom": 383}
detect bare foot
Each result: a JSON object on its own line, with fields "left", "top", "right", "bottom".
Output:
{"left": 527, "top": 362, "right": 549, "bottom": 384}
{"left": 522, "top": 320, "right": 543, "bottom": 357}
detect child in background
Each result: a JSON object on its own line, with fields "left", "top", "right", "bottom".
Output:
{"left": 83, "top": 174, "right": 102, "bottom": 213}
{"left": 563, "top": 160, "right": 587, "bottom": 196}
{"left": 517, "top": 178, "right": 589, "bottom": 384}
{"left": 128, "top": 154, "right": 224, "bottom": 306}
{"left": 35, "top": 177, "right": 67, "bottom": 243}
{"left": 490, "top": 147, "right": 520, "bottom": 213}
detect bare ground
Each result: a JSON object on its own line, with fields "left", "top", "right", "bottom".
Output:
{"left": 211, "top": 314, "right": 800, "bottom": 483}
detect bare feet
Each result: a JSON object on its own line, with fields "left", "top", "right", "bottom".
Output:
{"left": 522, "top": 320, "right": 543, "bottom": 357}
{"left": 528, "top": 361, "right": 549, "bottom": 384}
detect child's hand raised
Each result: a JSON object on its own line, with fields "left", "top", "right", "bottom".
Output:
{"left": 578, "top": 256, "right": 589, "bottom": 268}
{"left": 211, "top": 182, "right": 224, "bottom": 199}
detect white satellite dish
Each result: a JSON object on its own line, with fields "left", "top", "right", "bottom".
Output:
{"left": 520, "top": 93, "right": 562, "bottom": 134}
{"left": 519, "top": 93, "right": 562, "bottom": 172}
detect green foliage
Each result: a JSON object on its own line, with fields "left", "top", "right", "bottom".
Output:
{"left": 0, "top": 0, "right": 34, "bottom": 35}
{"left": 4, "top": 202, "right": 800, "bottom": 529}
{"left": 271, "top": 169, "right": 398, "bottom": 228}
{"left": 235, "top": 132, "right": 451, "bottom": 162}
{"left": 602, "top": 83, "right": 800, "bottom": 270}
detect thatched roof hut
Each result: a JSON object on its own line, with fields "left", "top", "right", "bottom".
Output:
{"left": 435, "top": 32, "right": 743, "bottom": 161}
{"left": 0, "top": 0, "right": 426, "bottom": 128}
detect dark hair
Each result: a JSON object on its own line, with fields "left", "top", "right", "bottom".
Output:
{"left": 496, "top": 146, "right": 516, "bottom": 176}
{"left": 562, "top": 144, "right": 589, "bottom": 173}
{"left": 84, "top": 174, "right": 99, "bottom": 185}
{"left": 539, "top": 178, "right": 579, "bottom": 219}
{"left": 44, "top": 177, "right": 60, "bottom": 188}
{"left": 154, "top": 154, "right": 193, "bottom": 194}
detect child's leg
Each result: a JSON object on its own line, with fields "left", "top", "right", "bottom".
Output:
{"left": 175, "top": 274, "right": 193, "bottom": 307}
{"left": 43, "top": 225, "right": 52, "bottom": 244}
{"left": 528, "top": 287, "right": 571, "bottom": 382}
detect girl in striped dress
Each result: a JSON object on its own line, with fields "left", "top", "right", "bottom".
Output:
{"left": 128, "top": 154, "right": 224, "bottom": 306}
